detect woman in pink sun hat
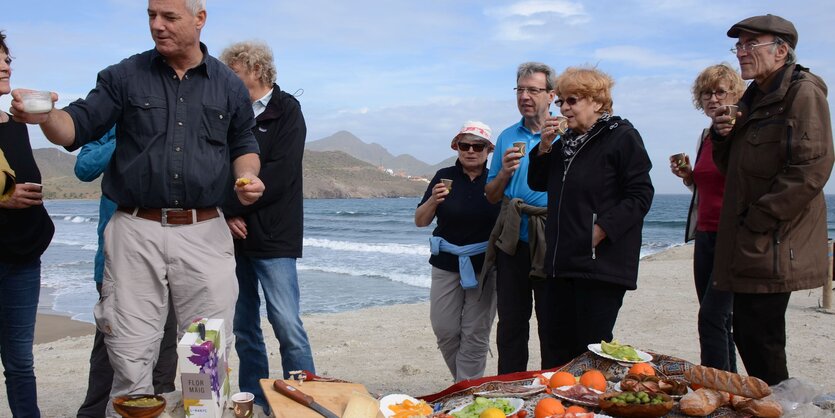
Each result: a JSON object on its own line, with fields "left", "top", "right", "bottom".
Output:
{"left": 415, "top": 121, "right": 500, "bottom": 381}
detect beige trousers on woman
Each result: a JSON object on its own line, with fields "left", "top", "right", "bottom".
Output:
{"left": 430, "top": 266, "right": 497, "bottom": 382}
{"left": 95, "top": 210, "right": 237, "bottom": 407}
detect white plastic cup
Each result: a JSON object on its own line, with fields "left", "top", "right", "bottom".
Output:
{"left": 21, "top": 91, "right": 53, "bottom": 114}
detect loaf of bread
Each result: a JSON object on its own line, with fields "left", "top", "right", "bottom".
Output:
{"left": 731, "top": 395, "right": 783, "bottom": 418}
{"left": 684, "top": 365, "right": 772, "bottom": 399}
{"left": 679, "top": 388, "right": 729, "bottom": 416}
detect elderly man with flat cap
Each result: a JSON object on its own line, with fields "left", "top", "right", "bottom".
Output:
{"left": 711, "top": 14, "right": 833, "bottom": 384}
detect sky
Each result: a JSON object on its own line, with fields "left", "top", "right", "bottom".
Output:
{"left": 2, "top": 0, "right": 834, "bottom": 193}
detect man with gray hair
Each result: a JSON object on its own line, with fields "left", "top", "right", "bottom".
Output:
{"left": 484, "top": 62, "right": 559, "bottom": 373}
{"left": 220, "top": 41, "right": 314, "bottom": 414}
{"left": 10, "top": 0, "right": 264, "bottom": 412}
{"left": 711, "top": 14, "right": 833, "bottom": 384}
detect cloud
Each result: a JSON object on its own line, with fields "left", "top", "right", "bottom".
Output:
{"left": 593, "top": 45, "right": 714, "bottom": 72}
{"left": 485, "top": 0, "right": 591, "bottom": 42}
{"left": 485, "top": 0, "right": 587, "bottom": 19}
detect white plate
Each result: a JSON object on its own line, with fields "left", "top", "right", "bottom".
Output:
{"left": 550, "top": 385, "right": 604, "bottom": 407}
{"left": 524, "top": 371, "right": 555, "bottom": 388}
{"left": 587, "top": 343, "right": 652, "bottom": 363}
{"left": 449, "top": 397, "right": 524, "bottom": 416}
{"left": 379, "top": 394, "right": 421, "bottom": 418}
{"left": 613, "top": 381, "right": 693, "bottom": 399}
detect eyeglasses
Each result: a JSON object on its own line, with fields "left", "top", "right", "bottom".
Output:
{"left": 514, "top": 86, "right": 549, "bottom": 96}
{"left": 457, "top": 142, "right": 487, "bottom": 152}
{"left": 700, "top": 89, "right": 729, "bottom": 100}
{"left": 730, "top": 41, "right": 777, "bottom": 54}
{"left": 554, "top": 96, "right": 580, "bottom": 107}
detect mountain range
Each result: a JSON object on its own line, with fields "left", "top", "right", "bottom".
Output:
{"left": 31, "top": 131, "right": 444, "bottom": 199}
{"left": 306, "top": 130, "right": 456, "bottom": 177}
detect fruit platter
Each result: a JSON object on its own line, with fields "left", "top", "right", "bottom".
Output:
{"left": 369, "top": 340, "right": 787, "bottom": 418}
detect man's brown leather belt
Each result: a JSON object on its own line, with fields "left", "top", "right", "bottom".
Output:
{"left": 118, "top": 206, "right": 219, "bottom": 226}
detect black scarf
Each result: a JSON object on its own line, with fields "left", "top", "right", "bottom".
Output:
{"left": 561, "top": 112, "right": 612, "bottom": 159}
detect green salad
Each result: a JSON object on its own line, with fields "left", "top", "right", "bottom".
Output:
{"left": 452, "top": 397, "right": 515, "bottom": 418}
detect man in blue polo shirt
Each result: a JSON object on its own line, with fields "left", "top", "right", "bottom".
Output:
{"left": 485, "top": 62, "right": 558, "bottom": 374}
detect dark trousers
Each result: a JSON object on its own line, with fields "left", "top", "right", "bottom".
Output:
{"left": 733, "top": 291, "right": 791, "bottom": 385}
{"left": 550, "top": 276, "right": 627, "bottom": 366}
{"left": 495, "top": 243, "right": 559, "bottom": 374}
{"left": 76, "top": 283, "right": 179, "bottom": 418}
{"left": 694, "top": 231, "right": 736, "bottom": 372}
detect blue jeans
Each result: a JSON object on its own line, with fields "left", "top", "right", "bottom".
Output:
{"left": 234, "top": 256, "right": 315, "bottom": 409}
{"left": 0, "top": 259, "right": 41, "bottom": 418}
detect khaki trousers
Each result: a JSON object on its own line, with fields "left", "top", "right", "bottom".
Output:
{"left": 95, "top": 210, "right": 237, "bottom": 406}
{"left": 429, "top": 267, "right": 497, "bottom": 382}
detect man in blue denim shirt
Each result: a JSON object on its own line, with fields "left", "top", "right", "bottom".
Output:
{"left": 11, "top": 0, "right": 264, "bottom": 407}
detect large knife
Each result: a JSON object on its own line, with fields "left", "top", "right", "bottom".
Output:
{"left": 273, "top": 379, "right": 341, "bottom": 418}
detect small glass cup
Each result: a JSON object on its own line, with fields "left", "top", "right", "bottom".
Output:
{"left": 670, "top": 153, "right": 687, "bottom": 169}
{"left": 440, "top": 178, "right": 453, "bottom": 192}
{"left": 723, "top": 105, "right": 740, "bottom": 125}
{"left": 555, "top": 116, "right": 569, "bottom": 135}
{"left": 513, "top": 141, "right": 527, "bottom": 156}
{"left": 20, "top": 91, "right": 53, "bottom": 114}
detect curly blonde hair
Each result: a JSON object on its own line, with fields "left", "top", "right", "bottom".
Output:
{"left": 219, "top": 41, "right": 277, "bottom": 87}
{"left": 555, "top": 66, "right": 615, "bottom": 114}
{"left": 691, "top": 63, "right": 746, "bottom": 110}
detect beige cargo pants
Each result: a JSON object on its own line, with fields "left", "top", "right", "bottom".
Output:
{"left": 95, "top": 210, "right": 237, "bottom": 409}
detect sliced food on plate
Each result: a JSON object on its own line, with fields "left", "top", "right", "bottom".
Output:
{"left": 379, "top": 394, "right": 432, "bottom": 418}
{"left": 449, "top": 397, "right": 523, "bottom": 418}
{"left": 617, "top": 373, "right": 690, "bottom": 398}
{"left": 588, "top": 340, "right": 652, "bottom": 363}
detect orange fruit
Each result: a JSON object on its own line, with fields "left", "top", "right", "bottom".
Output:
{"left": 534, "top": 397, "right": 564, "bottom": 418}
{"left": 548, "top": 371, "right": 577, "bottom": 388}
{"left": 628, "top": 362, "right": 655, "bottom": 376}
{"left": 566, "top": 405, "right": 588, "bottom": 414}
{"left": 579, "top": 369, "right": 607, "bottom": 392}
{"left": 479, "top": 407, "right": 506, "bottom": 418}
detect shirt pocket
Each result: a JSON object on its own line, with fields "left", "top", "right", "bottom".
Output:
{"left": 201, "top": 105, "right": 231, "bottom": 146}
{"left": 126, "top": 95, "right": 167, "bottom": 141}
{"left": 741, "top": 119, "right": 786, "bottom": 179}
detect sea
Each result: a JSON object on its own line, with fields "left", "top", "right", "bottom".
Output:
{"left": 39, "top": 195, "right": 835, "bottom": 323}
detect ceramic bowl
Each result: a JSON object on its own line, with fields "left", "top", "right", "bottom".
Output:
{"left": 112, "top": 394, "right": 166, "bottom": 418}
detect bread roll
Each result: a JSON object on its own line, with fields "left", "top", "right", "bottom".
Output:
{"left": 731, "top": 395, "right": 783, "bottom": 418}
{"left": 684, "top": 365, "right": 772, "bottom": 399}
{"left": 679, "top": 388, "right": 729, "bottom": 416}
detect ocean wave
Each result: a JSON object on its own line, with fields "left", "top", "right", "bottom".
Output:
{"left": 303, "top": 238, "right": 429, "bottom": 256}
{"left": 297, "top": 264, "right": 431, "bottom": 288}
{"left": 51, "top": 214, "right": 96, "bottom": 223}
{"left": 50, "top": 238, "right": 97, "bottom": 248}
{"left": 640, "top": 242, "right": 685, "bottom": 259}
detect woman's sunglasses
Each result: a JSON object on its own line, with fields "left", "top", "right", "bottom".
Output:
{"left": 554, "top": 96, "right": 580, "bottom": 107}
{"left": 457, "top": 142, "right": 487, "bottom": 152}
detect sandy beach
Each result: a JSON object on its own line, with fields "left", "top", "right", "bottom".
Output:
{"left": 2, "top": 245, "right": 834, "bottom": 417}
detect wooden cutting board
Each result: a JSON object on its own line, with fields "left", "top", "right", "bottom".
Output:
{"left": 260, "top": 379, "right": 371, "bottom": 418}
